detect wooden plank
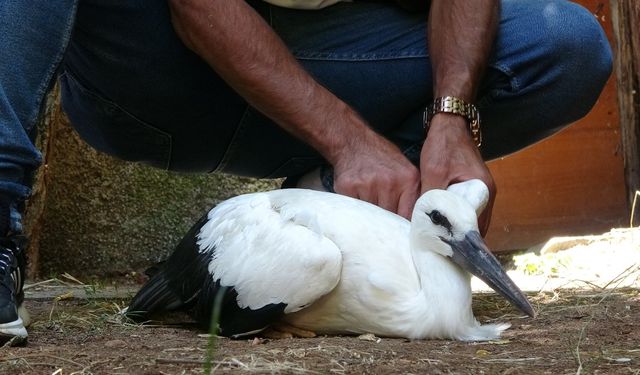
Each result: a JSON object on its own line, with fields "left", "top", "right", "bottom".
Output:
{"left": 486, "top": 0, "right": 628, "bottom": 251}
{"left": 23, "top": 87, "right": 61, "bottom": 277}
{"left": 610, "top": 0, "right": 640, "bottom": 225}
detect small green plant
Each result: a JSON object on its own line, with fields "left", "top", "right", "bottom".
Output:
{"left": 204, "top": 288, "right": 226, "bottom": 375}
{"left": 513, "top": 252, "right": 570, "bottom": 276}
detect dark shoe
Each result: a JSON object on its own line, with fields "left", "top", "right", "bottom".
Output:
{"left": 0, "top": 235, "right": 28, "bottom": 346}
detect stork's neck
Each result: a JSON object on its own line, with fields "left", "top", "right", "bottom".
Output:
{"left": 409, "top": 231, "right": 471, "bottom": 302}
{"left": 406, "top": 232, "right": 476, "bottom": 339}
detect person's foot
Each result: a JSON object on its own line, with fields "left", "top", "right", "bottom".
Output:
{"left": 0, "top": 235, "right": 28, "bottom": 346}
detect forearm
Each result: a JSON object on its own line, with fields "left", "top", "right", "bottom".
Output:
{"left": 423, "top": 1, "right": 499, "bottom": 234}
{"left": 429, "top": 0, "right": 499, "bottom": 102}
{"left": 168, "top": 0, "right": 373, "bottom": 165}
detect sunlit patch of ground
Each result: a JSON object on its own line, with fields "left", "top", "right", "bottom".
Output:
{"left": 473, "top": 227, "right": 640, "bottom": 293}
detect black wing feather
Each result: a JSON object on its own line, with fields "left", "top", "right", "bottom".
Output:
{"left": 195, "top": 277, "right": 287, "bottom": 338}
{"left": 128, "top": 208, "right": 289, "bottom": 338}
{"left": 127, "top": 213, "right": 212, "bottom": 320}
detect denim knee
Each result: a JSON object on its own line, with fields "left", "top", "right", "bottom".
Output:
{"left": 536, "top": 1, "right": 613, "bottom": 120}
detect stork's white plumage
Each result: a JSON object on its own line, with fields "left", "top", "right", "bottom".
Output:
{"left": 128, "top": 179, "right": 533, "bottom": 341}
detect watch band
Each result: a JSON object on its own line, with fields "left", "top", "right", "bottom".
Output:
{"left": 424, "top": 96, "right": 482, "bottom": 147}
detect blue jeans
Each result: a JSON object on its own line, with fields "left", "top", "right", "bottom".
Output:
{"left": 0, "top": 0, "right": 612, "bottom": 231}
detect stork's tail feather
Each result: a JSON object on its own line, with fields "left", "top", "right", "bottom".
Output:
{"left": 126, "top": 271, "right": 186, "bottom": 321}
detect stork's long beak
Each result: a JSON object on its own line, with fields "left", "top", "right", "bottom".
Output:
{"left": 445, "top": 231, "right": 535, "bottom": 317}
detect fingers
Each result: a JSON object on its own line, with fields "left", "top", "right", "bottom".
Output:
{"left": 397, "top": 187, "right": 419, "bottom": 220}
{"left": 377, "top": 188, "right": 400, "bottom": 215}
{"left": 477, "top": 201, "right": 492, "bottom": 236}
{"left": 329, "top": 129, "right": 421, "bottom": 219}
{"left": 419, "top": 162, "right": 450, "bottom": 194}
{"left": 333, "top": 158, "right": 420, "bottom": 219}
{"left": 419, "top": 115, "right": 497, "bottom": 234}
{"left": 477, "top": 178, "right": 496, "bottom": 236}
{"left": 335, "top": 173, "right": 417, "bottom": 218}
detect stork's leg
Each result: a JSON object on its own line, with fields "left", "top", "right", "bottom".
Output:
{"left": 262, "top": 323, "right": 317, "bottom": 339}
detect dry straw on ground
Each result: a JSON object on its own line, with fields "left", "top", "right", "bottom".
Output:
{"left": 1, "top": 226, "right": 639, "bottom": 374}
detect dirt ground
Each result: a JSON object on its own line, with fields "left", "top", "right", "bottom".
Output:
{"left": 1, "top": 229, "right": 639, "bottom": 374}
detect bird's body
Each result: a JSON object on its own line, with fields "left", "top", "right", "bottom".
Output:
{"left": 283, "top": 239, "right": 487, "bottom": 340}
{"left": 128, "top": 182, "right": 531, "bottom": 341}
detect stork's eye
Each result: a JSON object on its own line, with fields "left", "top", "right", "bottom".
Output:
{"left": 427, "top": 210, "right": 452, "bottom": 232}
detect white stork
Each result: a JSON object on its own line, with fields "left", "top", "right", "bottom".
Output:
{"left": 127, "top": 179, "right": 533, "bottom": 341}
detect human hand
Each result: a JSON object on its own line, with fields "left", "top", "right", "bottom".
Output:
{"left": 420, "top": 114, "right": 496, "bottom": 236}
{"left": 331, "top": 132, "right": 420, "bottom": 220}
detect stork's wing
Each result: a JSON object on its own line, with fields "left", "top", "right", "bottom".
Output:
{"left": 194, "top": 192, "right": 343, "bottom": 337}
{"left": 128, "top": 191, "right": 343, "bottom": 338}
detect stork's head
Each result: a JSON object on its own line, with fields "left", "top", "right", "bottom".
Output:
{"left": 411, "top": 179, "right": 535, "bottom": 318}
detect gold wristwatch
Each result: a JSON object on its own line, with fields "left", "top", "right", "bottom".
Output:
{"left": 424, "top": 96, "right": 482, "bottom": 147}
